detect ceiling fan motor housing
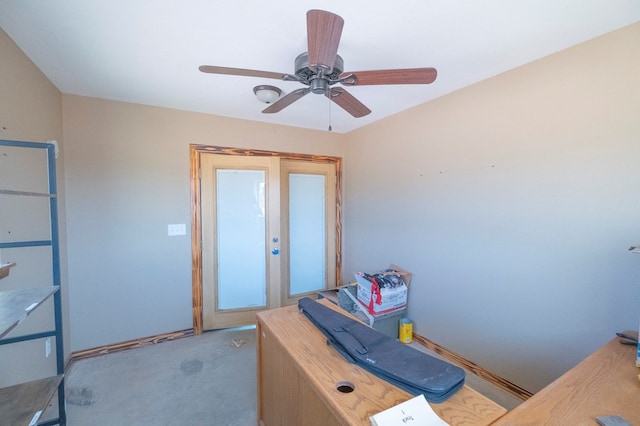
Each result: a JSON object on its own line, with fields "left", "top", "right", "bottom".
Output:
{"left": 295, "top": 52, "right": 344, "bottom": 94}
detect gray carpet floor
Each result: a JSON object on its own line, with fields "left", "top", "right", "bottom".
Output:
{"left": 50, "top": 322, "right": 521, "bottom": 425}
{"left": 62, "top": 327, "right": 257, "bottom": 426}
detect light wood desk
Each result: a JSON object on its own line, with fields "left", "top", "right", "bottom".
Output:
{"left": 492, "top": 330, "right": 640, "bottom": 425}
{"left": 256, "top": 299, "right": 506, "bottom": 426}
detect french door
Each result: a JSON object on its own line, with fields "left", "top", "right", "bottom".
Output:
{"left": 191, "top": 146, "right": 341, "bottom": 332}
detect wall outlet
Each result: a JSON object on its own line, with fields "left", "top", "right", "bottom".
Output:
{"left": 45, "top": 338, "right": 51, "bottom": 358}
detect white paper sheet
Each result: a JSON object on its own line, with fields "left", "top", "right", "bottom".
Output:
{"left": 370, "top": 395, "right": 450, "bottom": 426}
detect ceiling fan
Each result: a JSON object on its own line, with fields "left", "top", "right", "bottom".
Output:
{"left": 199, "top": 9, "right": 437, "bottom": 118}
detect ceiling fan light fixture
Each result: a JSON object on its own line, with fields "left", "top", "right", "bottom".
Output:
{"left": 253, "top": 85, "right": 282, "bottom": 104}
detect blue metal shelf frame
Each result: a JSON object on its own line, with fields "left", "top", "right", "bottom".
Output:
{"left": 0, "top": 139, "right": 66, "bottom": 425}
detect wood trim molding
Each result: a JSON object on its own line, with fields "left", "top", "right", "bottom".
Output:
{"left": 70, "top": 329, "right": 194, "bottom": 361}
{"left": 190, "top": 146, "right": 203, "bottom": 335}
{"left": 334, "top": 157, "right": 342, "bottom": 282}
{"left": 189, "top": 144, "right": 343, "bottom": 335}
{"left": 190, "top": 144, "right": 342, "bottom": 164}
{"left": 412, "top": 333, "right": 534, "bottom": 401}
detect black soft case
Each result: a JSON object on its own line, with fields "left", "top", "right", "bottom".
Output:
{"left": 298, "top": 297, "right": 465, "bottom": 403}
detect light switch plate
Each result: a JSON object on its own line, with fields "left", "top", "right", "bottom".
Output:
{"left": 167, "top": 224, "right": 186, "bottom": 236}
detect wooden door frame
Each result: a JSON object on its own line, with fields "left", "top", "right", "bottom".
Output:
{"left": 190, "top": 144, "right": 342, "bottom": 335}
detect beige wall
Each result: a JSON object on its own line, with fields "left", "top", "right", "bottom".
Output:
{"left": 61, "top": 95, "right": 346, "bottom": 350}
{"left": 343, "top": 22, "right": 640, "bottom": 391}
{"left": 4, "top": 19, "right": 640, "bottom": 394}
{"left": 0, "top": 28, "right": 69, "bottom": 385}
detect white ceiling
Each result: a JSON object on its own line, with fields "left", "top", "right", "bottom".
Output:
{"left": 1, "top": 1, "right": 639, "bottom": 133}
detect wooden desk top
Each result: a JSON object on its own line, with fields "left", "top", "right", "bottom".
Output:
{"left": 492, "top": 331, "right": 640, "bottom": 426}
{"left": 257, "top": 299, "right": 506, "bottom": 426}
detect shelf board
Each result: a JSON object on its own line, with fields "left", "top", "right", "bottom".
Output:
{"left": 0, "top": 262, "right": 16, "bottom": 280}
{"left": 0, "top": 375, "right": 62, "bottom": 426}
{"left": 0, "top": 287, "right": 59, "bottom": 339}
{"left": 0, "top": 189, "right": 56, "bottom": 198}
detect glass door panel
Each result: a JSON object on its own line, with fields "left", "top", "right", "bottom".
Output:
{"left": 289, "top": 173, "right": 326, "bottom": 295}
{"left": 216, "top": 169, "right": 266, "bottom": 309}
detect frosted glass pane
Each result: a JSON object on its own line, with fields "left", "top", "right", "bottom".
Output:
{"left": 289, "top": 173, "right": 325, "bottom": 295}
{"left": 217, "top": 169, "right": 266, "bottom": 309}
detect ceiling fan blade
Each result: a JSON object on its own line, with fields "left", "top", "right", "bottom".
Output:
{"left": 307, "top": 10, "right": 344, "bottom": 73}
{"left": 262, "top": 88, "right": 311, "bottom": 114}
{"left": 326, "top": 88, "right": 371, "bottom": 118}
{"left": 199, "top": 65, "right": 287, "bottom": 80}
{"left": 340, "top": 68, "right": 437, "bottom": 86}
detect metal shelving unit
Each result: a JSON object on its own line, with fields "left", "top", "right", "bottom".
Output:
{"left": 0, "top": 139, "right": 66, "bottom": 425}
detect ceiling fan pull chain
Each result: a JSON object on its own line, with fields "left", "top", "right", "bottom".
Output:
{"left": 328, "top": 93, "right": 332, "bottom": 131}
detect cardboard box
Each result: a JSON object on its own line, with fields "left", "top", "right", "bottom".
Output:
{"left": 337, "top": 285, "right": 405, "bottom": 338}
{"left": 355, "top": 264, "right": 411, "bottom": 316}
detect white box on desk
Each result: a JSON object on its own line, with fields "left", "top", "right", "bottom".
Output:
{"left": 354, "top": 265, "right": 411, "bottom": 316}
